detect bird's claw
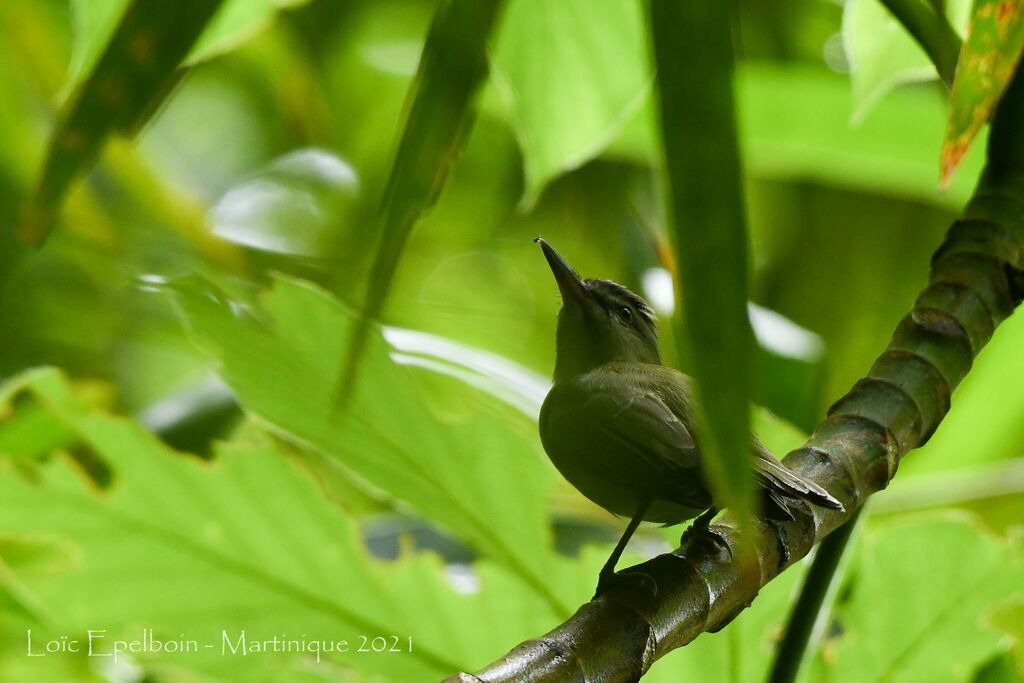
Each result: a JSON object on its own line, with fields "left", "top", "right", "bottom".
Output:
{"left": 594, "top": 569, "right": 658, "bottom": 599}
{"left": 680, "top": 507, "right": 719, "bottom": 546}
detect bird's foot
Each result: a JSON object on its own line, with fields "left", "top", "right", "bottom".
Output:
{"left": 680, "top": 507, "right": 719, "bottom": 545}
{"left": 594, "top": 568, "right": 658, "bottom": 599}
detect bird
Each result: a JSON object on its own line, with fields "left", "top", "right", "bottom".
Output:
{"left": 534, "top": 237, "right": 843, "bottom": 597}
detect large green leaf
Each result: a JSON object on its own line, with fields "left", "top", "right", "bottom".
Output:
{"left": 820, "top": 514, "right": 1024, "bottom": 681}
{"left": 491, "top": 0, "right": 649, "bottom": 207}
{"left": 0, "top": 368, "right": 586, "bottom": 680}
{"left": 171, "top": 274, "right": 575, "bottom": 616}
{"left": 649, "top": 1, "right": 756, "bottom": 527}
{"left": 941, "top": 0, "right": 1024, "bottom": 187}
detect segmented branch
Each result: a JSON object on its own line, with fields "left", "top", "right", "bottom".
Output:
{"left": 443, "top": 66, "right": 1024, "bottom": 683}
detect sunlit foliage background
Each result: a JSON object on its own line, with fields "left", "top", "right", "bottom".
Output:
{"left": 0, "top": 1, "right": 1022, "bottom": 681}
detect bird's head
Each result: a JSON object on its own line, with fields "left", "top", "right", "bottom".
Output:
{"left": 536, "top": 238, "right": 660, "bottom": 382}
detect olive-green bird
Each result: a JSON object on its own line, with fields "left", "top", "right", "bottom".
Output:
{"left": 534, "top": 238, "right": 843, "bottom": 596}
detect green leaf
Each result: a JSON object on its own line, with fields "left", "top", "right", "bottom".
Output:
{"left": 62, "top": 0, "right": 309, "bottom": 99}
{"left": 0, "top": 390, "right": 77, "bottom": 462}
{"left": 941, "top": 0, "right": 1024, "bottom": 187}
{"left": 752, "top": 406, "right": 809, "bottom": 459}
{"left": 0, "top": 367, "right": 585, "bottom": 680}
{"left": 608, "top": 63, "right": 987, "bottom": 208}
{"left": 25, "top": 0, "right": 227, "bottom": 246}
{"left": 340, "top": 0, "right": 504, "bottom": 401}
{"left": 208, "top": 147, "right": 360, "bottom": 259}
{"left": 649, "top": 1, "right": 756, "bottom": 527}
{"left": 185, "top": 0, "right": 308, "bottom": 65}
{"left": 821, "top": 513, "right": 1024, "bottom": 681}
{"left": 491, "top": 0, "right": 649, "bottom": 207}
{"left": 170, "top": 274, "right": 575, "bottom": 616}
{"left": 61, "top": 0, "right": 127, "bottom": 103}
{"left": 989, "top": 597, "right": 1024, "bottom": 679}
{"left": 843, "top": 0, "right": 970, "bottom": 122}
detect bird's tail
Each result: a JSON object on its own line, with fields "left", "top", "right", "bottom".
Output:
{"left": 752, "top": 444, "right": 844, "bottom": 520}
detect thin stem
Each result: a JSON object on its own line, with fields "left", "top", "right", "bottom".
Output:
{"left": 767, "top": 506, "right": 867, "bottom": 683}
{"left": 880, "top": 0, "right": 962, "bottom": 87}
{"left": 873, "top": 458, "right": 1024, "bottom": 513}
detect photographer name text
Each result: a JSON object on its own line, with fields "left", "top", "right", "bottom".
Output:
{"left": 26, "top": 629, "right": 413, "bottom": 663}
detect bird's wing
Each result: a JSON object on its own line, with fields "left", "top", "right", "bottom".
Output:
{"left": 579, "top": 389, "right": 701, "bottom": 473}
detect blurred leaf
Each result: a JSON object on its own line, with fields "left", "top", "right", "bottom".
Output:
{"left": 383, "top": 325, "right": 550, "bottom": 420}
{"left": 649, "top": 1, "right": 756, "bottom": 526}
{"left": 0, "top": 535, "right": 79, "bottom": 580}
{"left": 843, "top": 0, "right": 970, "bottom": 122}
{"left": 63, "top": 0, "right": 309, "bottom": 98}
{"left": 0, "top": 367, "right": 589, "bottom": 680}
{"left": 989, "top": 597, "right": 1024, "bottom": 679}
{"left": 609, "top": 63, "right": 987, "bottom": 210}
{"left": 24, "top": 0, "right": 227, "bottom": 247}
{"left": 491, "top": 0, "right": 648, "bottom": 207}
{"left": 749, "top": 302, "right": 826, "bottom": 431}
{"left": 170, "top": 274, "right": 574, "bottom": 616}
{"left": 0, "top": 391, "right": 76, "bottom": 463}
{"left": 209, "top": 147, "right": 359, "bottom": 259}
{"left": 61, "top": 0, "right": 127, "bottom": 102}
{"left": 341, "top": 0, "right": 504, "bottom": 401}
{"left": 941, "top": 0, "right": 1024, "bottom": 187}
{"left": 0, "top": 375, "right": 112, "bottom": 464}
{"left": 973, "top": 652, "right": 1023, "bottom": 683}
{"left": 874, "top": 458, "right": 1024, "bottom": 516}
{"left": 821, "top": 513, "right": 1024, "bottom": 681}
{"left": 185, "top": 0, "right": 308, "bottom": 64}
{"left": 752, "top": 406, "right": 809, "bottom": 459}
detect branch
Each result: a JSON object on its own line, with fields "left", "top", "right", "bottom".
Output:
{"left": 443, "top": 62, "right": 1024, "bottom": 683}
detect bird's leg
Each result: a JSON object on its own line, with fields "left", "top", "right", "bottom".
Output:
{"left": 594, "top": 500, "right": 656, "bottom": 598}
{"left": 680, "top": 506, "right": 720, "bottom": 545}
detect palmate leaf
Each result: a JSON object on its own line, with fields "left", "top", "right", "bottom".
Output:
{"left": 170, "top": 274, "right": 578, "bottom": 617}
{"left": 819, "top": 513, "right": 1024, "bottom": 681}
{"left": 941, "top": 0, "right": 1024, "bottom": 187}
{"left": 0, "top": 368, "right": 586, "bottom": 680}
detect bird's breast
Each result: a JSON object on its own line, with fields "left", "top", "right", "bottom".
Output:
{"left": 539, "top": 373, "right": 706, "bottom": 524}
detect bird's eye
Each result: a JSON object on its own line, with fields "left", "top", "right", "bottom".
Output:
{"left": 617, "top": 306, "right": 633, "bottom": 323}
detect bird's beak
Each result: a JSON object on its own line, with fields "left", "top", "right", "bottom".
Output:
{"left": 535, "top": 237, "right": 588, "bottom": 304}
